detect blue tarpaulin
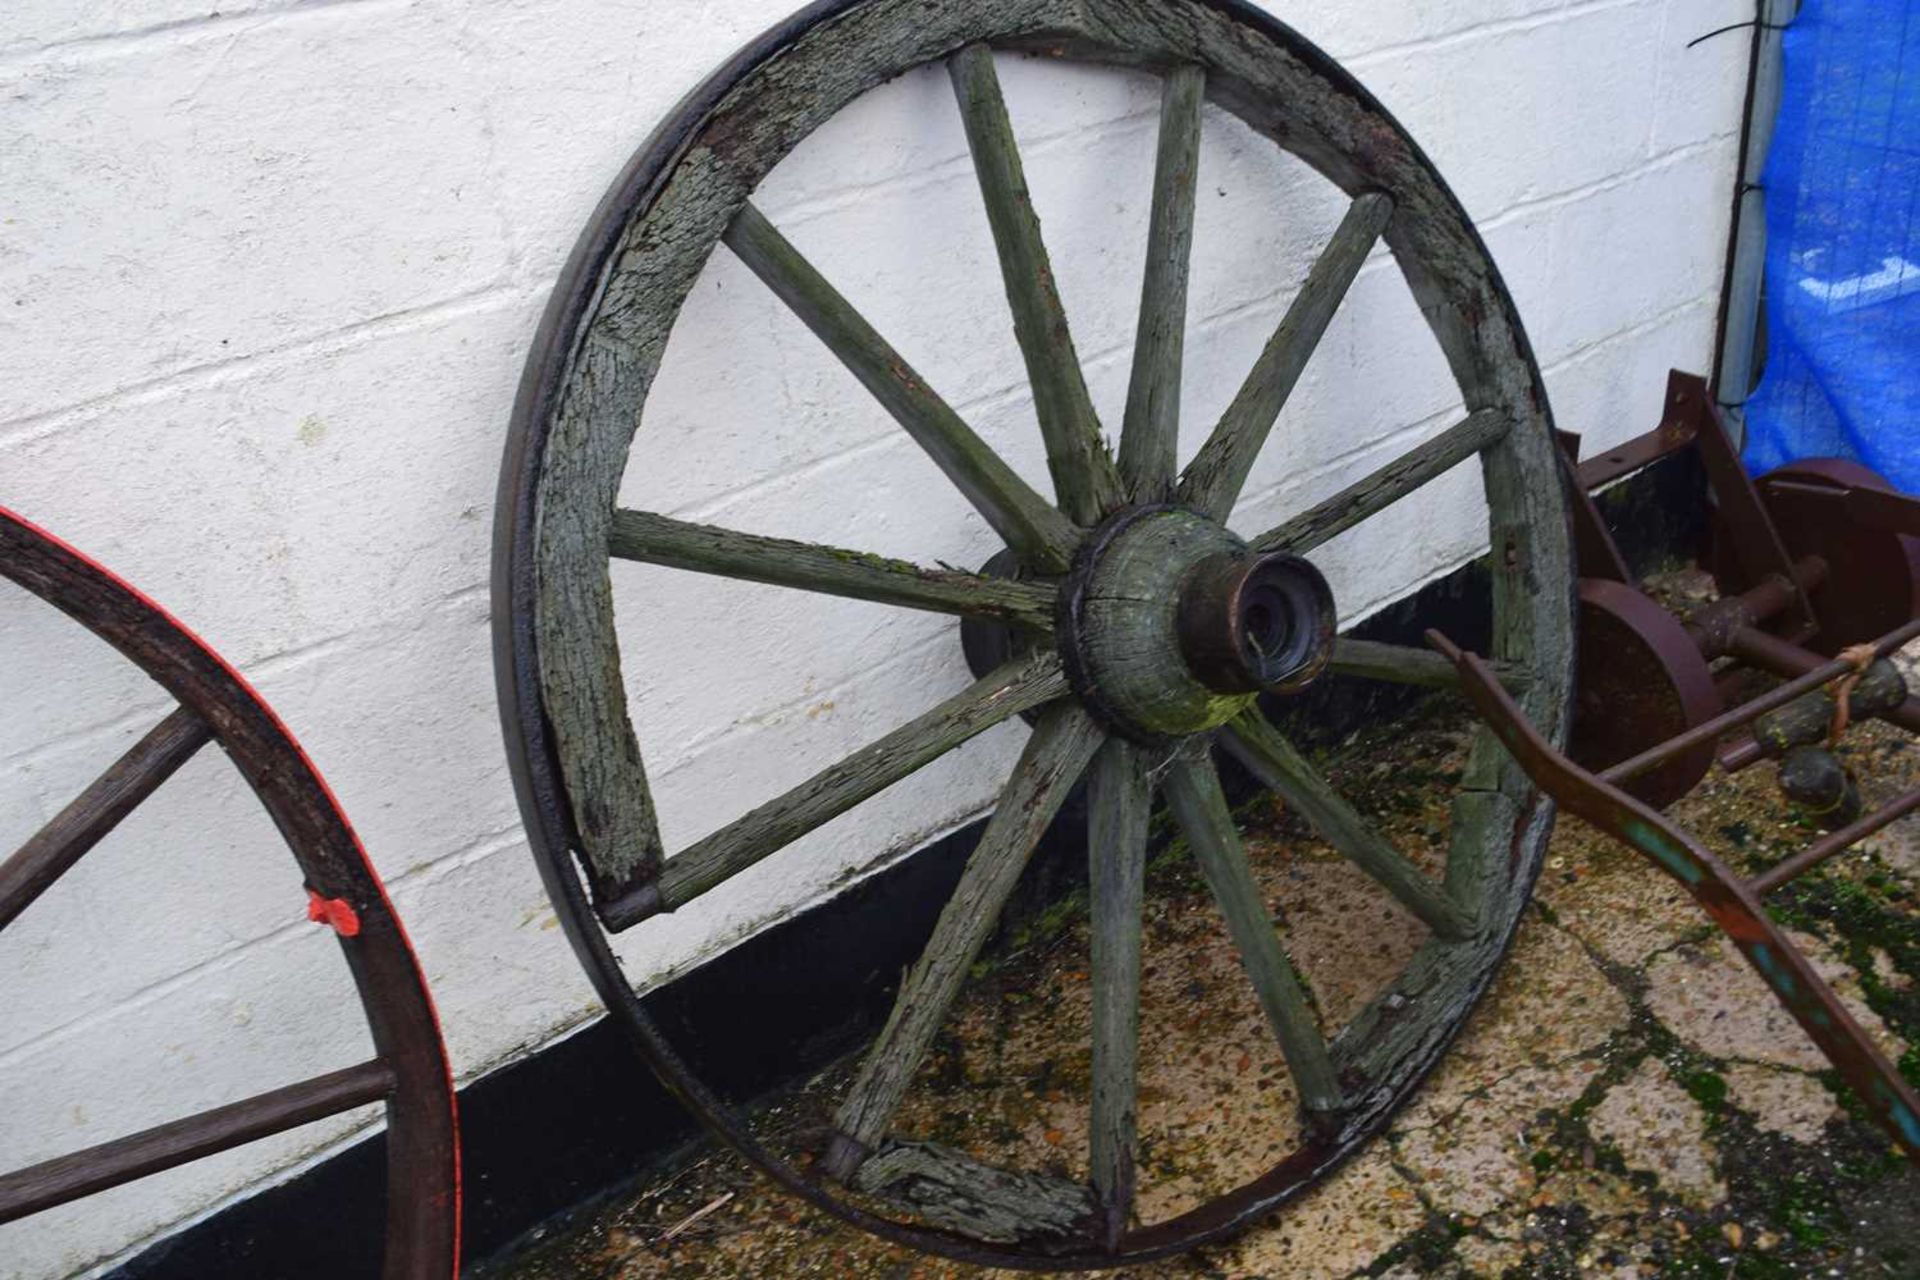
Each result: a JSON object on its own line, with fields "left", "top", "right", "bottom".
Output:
{"left": 1744, "top": 0, "right": 1920, "bottom": 490}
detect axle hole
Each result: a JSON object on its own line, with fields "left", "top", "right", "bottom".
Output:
{"left": 1244, "top": 599, "right": 1286, "bottom": 656}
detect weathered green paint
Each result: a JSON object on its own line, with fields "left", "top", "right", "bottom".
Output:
{"left": 1086, "top": 739, "right": 1150, "bottom": 1246}
{"left": 851, "top": 1140, "right": 1096, "bottom": 1243}
{"left": 532, "top": 0, "right": 1574, "bottom": 910}
{"left": 650, "top": 650, "right": 1069, "bottom": 917}
{"left": 831, "top": 704, "right": 1106, "bottom": 1161}
{"left": 608, "top": 507, "right": 1056, "bottom": 630}
{"left": 1251, "top": 409, "right": 1512, "bottom": 555}
{"left": 1748, "top": 944, "right": 1797, "bottom": 997}
{"left": 1224, "top": 708, "right": 1472, "bottom": 940}
{"left": 724, "top": 202, "right": 1079, "bottom": 572}
{"left": 1163, "top": 753, "right": 1340, "bottom": 1116}
{"left": 949, "top": 44, "right": 1122, "bottom": 525}
{"left": 537, "top": 335, "right": 666, "bottom": 896}
{"left": 1883, "top": 1088, "right": 1920, "bottom": 1149}
{"left": 1117, "top": 64, "right": 1205, "bottom": 503}
{"left": 517, "top": 0, "right": 1581, "bottom": 1243}
{"left": 1442, "top": 788, "right": 1514, "bottom": 936}
{"left": 1329, "top": 926, "right": 1505, "bottom": 1124}
{"left": 1622, "top": 817, "right": 1704, "bottom": 886}
{"left": 1070, "top": 508, "right": 1255, "bottom": 737}
{"left": 531, "top": 2, "right": 1100, "bottom": 902}
{"left": 1329, "top": 636, "right": 1528, "bottom": 692}
{"left": 1178, "top": 193, "right": 1392, "bottom": 519}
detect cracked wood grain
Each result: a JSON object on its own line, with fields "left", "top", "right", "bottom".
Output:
{"left": 852, "top": 1141, "right": 1096, "bottom": 1244}
{"left": 1087, "top": 738, "right": 1151, "bottom": 1246}
{"left": 609, "top": 508, "right": 1056, "bottom": 630}
{"left": 628, "top": 650, "right": 1069, "bottom": 924}
{"left": 1250, "top": 409, "right": 1511, "bottom": 556}
{"left": 829, "top": 703, "right": 1105, "bottom": 1165}
{"left": 1117, "top": 64, "right": 1205, "bottom": 502}
{"left": 1163, "top": 753, "right": 1341, "bottom": 1117}
{"left": 1178, "top": 193, "right": 1393, "bottom": 519}
{"left": 951, "top": 43, "right": 1122, "bottom": 524}
{"left": 1224, "top": 708, "right": 1472, "bottom": 940}
{"left": 724, "top": 202, "right": 1079, "bottom": 572}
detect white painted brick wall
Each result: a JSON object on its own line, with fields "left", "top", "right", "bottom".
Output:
{"left": 0, "top": 0, "right": 1751, "bottom": 1273}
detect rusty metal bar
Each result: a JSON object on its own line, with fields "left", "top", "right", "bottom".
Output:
{"left": 1560, "top": 444, "right": 1634, "bottom": 584}
{"left": 1841, "top": 483, "right": 1920, "bottom": 537}
{"left": 1570, "top": 414, "right": 1697, "bottom": 493}
{"left": 0, "top": 707, "right": 212, "bottom": 930}
{"left": 1683, "top": 556, "right": 1826, "bottom": 660}
{"left": 1677, "top": 372, "right": 1819, "bottom": 637}
{"left": 1428, "top": 628, "right": 1920, "bottom": 1159}
{"left": 0, "top": 1059, "right": 394, "bottom": 1224}
{"left": 1764, "top": 478, "right": 1920, "bottom": 538}
{"left": 1716, "top": 737, "right": 1768, "bottom": 773}
{"left": 1751, "top": 787, "right": 1920, "bottom": 897}
{"left": 1600, "top": 616, "right": 1920, "bottom": 787}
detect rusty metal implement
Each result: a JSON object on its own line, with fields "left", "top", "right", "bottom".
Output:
{"left": 1432, "top": 370, "right": 1920, "bottom": 1159}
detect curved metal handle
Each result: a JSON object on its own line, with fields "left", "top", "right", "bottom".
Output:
{"left": 1427, "top": 628, "right": 1920, "bottom": 1159}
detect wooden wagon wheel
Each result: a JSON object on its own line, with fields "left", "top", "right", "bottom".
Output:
{"left": 0, "top": 509, "right": 460, "bottom": 1279}
{"left": 495, "top": 0, "right": 1573, "bottom": 1266}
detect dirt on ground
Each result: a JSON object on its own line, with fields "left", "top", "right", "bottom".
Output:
{"left": 487, "top": 627, "right": 1920, "bottom": 1280}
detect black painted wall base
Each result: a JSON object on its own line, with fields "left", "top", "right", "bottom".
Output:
{"left": 108, "top": 454, "right": 1702, "bottom": 1280}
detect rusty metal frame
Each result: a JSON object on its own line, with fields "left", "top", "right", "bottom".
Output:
{"left": 1562, "top": 371, "right": 1819, "bottom": 638}
{"left": 1764, "top": 478, "right": 1920, "bottom": 539}
{"left": 1430, "top": 624, "right": 1920, "bottom": 1157}
{"left": 1531, "top": 368, "right": 1920, "bottom": 1155}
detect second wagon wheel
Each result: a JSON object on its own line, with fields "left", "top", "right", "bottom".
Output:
{"left": 0, "top": 509, "right": 458, "bottom": 1278}
{"left": 496, "top": 0, "right": 1573, "bottom": 1267}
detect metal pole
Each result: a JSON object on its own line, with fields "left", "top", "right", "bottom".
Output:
{"left": 1713, "top": 0, "right": 1800, "bottom": 444}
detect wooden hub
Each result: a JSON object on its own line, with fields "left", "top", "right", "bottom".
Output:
{"left": 1057, "top": 507, "right": 1336, "bottom": 742}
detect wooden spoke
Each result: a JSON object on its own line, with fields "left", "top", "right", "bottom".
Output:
{"left": 609, "top": 509, "right": 1056, "bottom": 630}
{"left": 724, "top": 202, "right": 1079, "bottom": 573}
{"left": 825, "top": 705, "right": 1105, "bottom": 1175}
{"left": 0, "top": 707, "right": 211, "bottom": 930}
{"left": 949, "top": 43, "right": 1122, "bottom": 525}
{"left": 1223, "top": 709, "right": 1473, "bottom": 940}
{"left": 616, "top": 651, "right": 1069, "bottom": 928}
{"left": 1086, "top": 739, "right": 1151, "bottom": 1247}
{"left": 1250, "top": 408, "right": 1511, "bottom": 555}
{"left": 851, "top": 1141, "right": 1096, "bottom": 1243}
{"left": 0, "top": 1059, "right": 393, "bottom": 1224}
{"left": 1117, "top": 64, "right": 1206, "bottom": 502}
{"left": 1330, "top": 637, "right": 1529, "bottom": 693}
{"left": 1178, "top": 193, "right": 1394, "bottom": 518}
{"left": 1162, "top": 754, "right": 1340, "bottom": 1116}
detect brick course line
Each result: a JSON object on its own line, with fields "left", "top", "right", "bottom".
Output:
{"left": 0, "top": 0, "right": 393, "bottom": 74}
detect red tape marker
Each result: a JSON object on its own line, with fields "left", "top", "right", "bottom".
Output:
{"left": 306, "top": 889, "right": 362, "bottom": 938}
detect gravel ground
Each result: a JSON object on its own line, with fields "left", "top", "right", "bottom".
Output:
{"left": 487, "top": 630, "right": 1920, "bottom": 1280}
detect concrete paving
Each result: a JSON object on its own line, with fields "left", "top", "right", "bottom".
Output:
{"left": 491, "top": 642, "right": 1920, "bottom": 1279}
